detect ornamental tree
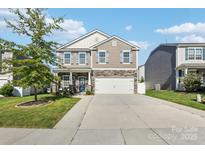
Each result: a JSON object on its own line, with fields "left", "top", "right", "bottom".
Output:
{"left": 0, "top": 9, "right": 63, "bottom": 101}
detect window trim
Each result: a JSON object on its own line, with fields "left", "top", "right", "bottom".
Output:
{"left": 64, "top": 52, "right": 71, "bottom": 64}
{"left": 98, "top": 50, "right": 107, "bottom": 64}
{"left": 187, "top": 47, "right": 203, "bottom": 61}
{"left": 79, "top": 52, "right": 86, "bottom": 65}
{"left": 122, "top": 50, "right": 131, "bottom": 64}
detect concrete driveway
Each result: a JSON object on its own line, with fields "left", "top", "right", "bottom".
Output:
{"left": 71, "top": 94, "right": 205, "bottom": 145}
{"left": 1, "top": 94, "right": 205, "bottom": 144}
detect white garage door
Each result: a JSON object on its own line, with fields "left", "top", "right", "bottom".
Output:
{"left": 95, "top": 78, "right": 134, "bottom": 94}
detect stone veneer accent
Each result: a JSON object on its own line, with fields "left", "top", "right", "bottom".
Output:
{"left": 92, "top": 70, "right": 138, "bottom": 93}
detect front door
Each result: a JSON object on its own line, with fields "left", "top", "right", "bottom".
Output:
{"left": 79, "top": 77, "right": 86, "bottom": 92}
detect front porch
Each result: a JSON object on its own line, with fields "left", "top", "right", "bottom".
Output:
{"left": 53, "top": 69, "right": 92, "bottom": 94}
{"left": 176, "top": 63, "right": 205, "bottom": 90}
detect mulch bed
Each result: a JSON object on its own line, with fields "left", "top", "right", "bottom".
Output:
{"left": 16, "top": 100, "right": 52, "bottom": 107}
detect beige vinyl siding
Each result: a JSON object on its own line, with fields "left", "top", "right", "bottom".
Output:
{"left": 67, "top": 32, "right": 108, "bottom": 48}
{"left": 92, "top": 38, "right": 137, "bottom": 68}
{"left": 57, "top": 51, "right": 91, "bottom": 68}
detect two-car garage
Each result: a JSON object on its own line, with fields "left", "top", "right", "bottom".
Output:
{"left": 95, "top": 78, "right": 134, "bottom": 94}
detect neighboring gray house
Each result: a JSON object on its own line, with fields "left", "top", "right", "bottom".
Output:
{"left": 145, "top": 43, "right": 205, "bottom": 90}
{"left": 53, "top": 29, "right": 140, "bottom": 94}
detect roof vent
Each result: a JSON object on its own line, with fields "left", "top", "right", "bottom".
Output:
{"left": 112, "top": 40, "right": 117, "bottom": 47}
{"left": 95, "top": 37, "right": 99, "bottom": 42}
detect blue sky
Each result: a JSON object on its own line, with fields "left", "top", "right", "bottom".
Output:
{"left": 1, "top": 8, "right": 205, "bottom": 65}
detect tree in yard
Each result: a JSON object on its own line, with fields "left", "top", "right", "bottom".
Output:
{"left": 183, "top": 73, "right": 202, "bottom": 92}
{"left": 0, "top": 9, "right": 63, "bottom": 101}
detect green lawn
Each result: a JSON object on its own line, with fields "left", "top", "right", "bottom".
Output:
{"left": 0, "top": 94, "right": 80, "bottom": 128}
{"left": 146, "top": 90, "right": 205, "bottom": 111}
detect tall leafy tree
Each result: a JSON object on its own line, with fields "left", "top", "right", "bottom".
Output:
{"left": 1, "top": 9, "right": 63, "bottom": 101}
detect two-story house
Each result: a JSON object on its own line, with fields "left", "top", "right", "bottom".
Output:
{"left": 145, "top": 43, "right": 205, "bottom": 90}
{"left": 0, "top": 50, "right": 13, "bottom": 88}
{"left": 0, "top": 51, "right": 36, "bottom": 96}
{"left": 53, "top": 30, "right": 140, "bottom": 94}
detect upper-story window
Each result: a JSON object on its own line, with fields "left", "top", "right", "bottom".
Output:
{"left": 64, "top": 52, "right": 71, "bottom": 64}
{"left": 122, "top": 50, "right": 130, "bottom": 64}
{"left": 98, "top": 50, "right": 106, "bottom": 64}
{"left": 196, "top": 48, "right": 203, "bottom": 60}
{"left": 186, "top": 48, "right": 203, "bottom": 60}
{"left": 79, "top": 52, "right": 86, "bottom": 65}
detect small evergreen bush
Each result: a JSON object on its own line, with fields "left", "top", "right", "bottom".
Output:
{"left": 0, "top": 83, "right": 14, "bottom": 96}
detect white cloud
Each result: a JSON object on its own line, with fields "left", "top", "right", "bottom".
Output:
{"left": 125, "top": 25, "right": 133, "bottom": 31}
{"left": 0, "top": 9, "right": 15, "bottom": 18}
{"left": 156, "top": 22, "right": 205, "bottom": 34}
{"left": 50, "top": 19, "right": 87, "bottom": 43}
{"left": 129, "top": 41, "right": 149, "bottom": 50}
{"left": 0, "top": 9, "right": 87, "bottom": 43}
{"left": 176, "top": 34, "right": 205, "bottom": 43}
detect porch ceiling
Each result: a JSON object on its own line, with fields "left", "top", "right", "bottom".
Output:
{"left": 176, "top": 63, "right": 205, "bottom": 69}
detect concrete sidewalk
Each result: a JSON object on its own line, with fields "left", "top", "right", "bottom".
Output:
{"left": 0, "top": 96, "right": 93, "bottom": 145}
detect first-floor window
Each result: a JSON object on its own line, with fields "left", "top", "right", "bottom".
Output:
{"left": 64, "top": 52, "right": 71, "bottom": 64}
{"left": 62, "top": 75, "right": 69, "bottom": 87}
{"left": 178, "top": 70, "right": 185, "bottom": 77}
{"left": 123, "top": 50, "right": 130, "bottom": 63}
{"left": 79, "top": 52, "right": 86, "bottom": 64}
{"left": 98, "top": 51, "right": 106, "bottom": 64}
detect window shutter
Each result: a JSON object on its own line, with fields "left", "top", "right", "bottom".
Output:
{"left": 96, "top": 51, "right": 98, "bottom": 64}
{"left": 71, "top": 53, "right": 73, "bottom": 65}
{"left": 61, "top": 53, "right": 64, "bottom": 65}
{"left": 120, "top": 51, "right": 123, "bottom": 63}
{"left": 203, "top": 48, "right": 205, "bottom": 60}
{"left": 185, "top": 48, "right": 188, "bottom": 60}
{"left": 106, "top": 51, "right": 109, "bottom": 64}
{"left": 86, "top": 52, "right": 89, "bottom": 65}
{"left": 130, "top": 51, "right": 133, "bottom": 64}
{"left": 76, "top": 53, "right": 79, "bottom": 65}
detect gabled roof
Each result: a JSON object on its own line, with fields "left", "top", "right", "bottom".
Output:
{"left": 90, "top": 35, "right": 140, "bottom": 49}
{"left": 57, "top": 29, "right": 110, "bottom": 50}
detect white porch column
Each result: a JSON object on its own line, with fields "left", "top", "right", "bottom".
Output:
{"left": 69, "top": 72, "right": 73, "bottom": 85}
{"left": 185, "top": 68, "right": 188, "bottom": 75}
{"left": 88, "top": 71, "right": 91, "bottom": 85}
{"left": 176, "top": 70, "right": 179, "bottom": 90}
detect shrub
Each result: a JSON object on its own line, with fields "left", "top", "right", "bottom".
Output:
{"left": 139, "top": 76, "right": 145, "bottom": 83}
{"left": 0, "top": 83, "right": 14, "bottom": 96}
{"left": 86, "top": 90, "right": 93, "bottom": 95}
{"left": 183, "top": 73, "right": 201, "bottom": 92}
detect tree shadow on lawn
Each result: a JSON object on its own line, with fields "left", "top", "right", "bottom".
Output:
{"left": 17, "top": 94, "right": 72, "bottom": 107}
